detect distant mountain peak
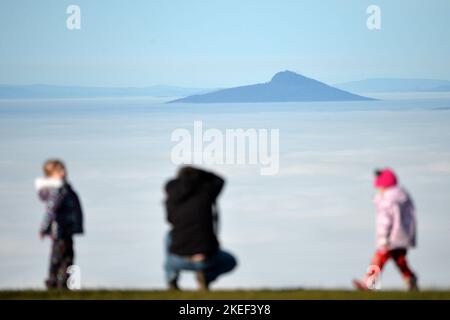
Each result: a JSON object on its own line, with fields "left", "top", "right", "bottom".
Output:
{"left": 169, "top": 71, "right": 374, "bottom": 103}
{"left": 270, "top": 70, "right": 309, "bottom": 85}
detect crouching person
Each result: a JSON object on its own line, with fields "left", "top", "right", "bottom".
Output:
{"left": 164, "top": 166, "right": 237, "bottom": 291}
{"left": 35, "top": 159, "right": 84, "bottom": 289}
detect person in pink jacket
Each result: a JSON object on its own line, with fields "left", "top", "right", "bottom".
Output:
{"left": 353, "top": 168, "right": 418, "bottom": 291}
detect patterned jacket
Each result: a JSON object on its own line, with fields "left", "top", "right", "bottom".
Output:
{"left": 37, "top": 179, "right": 83, "bottom": 239}
{"left": 373, "top": 186, "right": 417, "bottom": 250}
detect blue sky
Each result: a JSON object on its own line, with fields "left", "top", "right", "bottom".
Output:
{"left": 1, "top": 0, "right": 450, "bottom": 87}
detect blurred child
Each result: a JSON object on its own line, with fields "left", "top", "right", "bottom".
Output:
{"left": 35, "top": 159, "right": 83, "bottom": 289}
{"left": 353, "top": 168, "right": 418, "bottom": 291}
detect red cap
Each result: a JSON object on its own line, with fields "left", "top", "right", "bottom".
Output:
{"left": 374, "top": 168, "right": 397, "bottom": 188}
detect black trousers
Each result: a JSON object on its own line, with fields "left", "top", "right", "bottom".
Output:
{"left": 47, "top": 237, "right": 74, "bottom": 289}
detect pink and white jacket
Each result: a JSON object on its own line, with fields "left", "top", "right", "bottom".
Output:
{"left": 373, "top": 186, "right": 417, "bottom": 250}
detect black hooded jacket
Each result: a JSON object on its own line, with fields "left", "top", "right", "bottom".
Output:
{"left": 39, "top": 182, "right": 84, "bottom": 239}
{"left": 165, "top": 169, "right": 225, "bottom": 256}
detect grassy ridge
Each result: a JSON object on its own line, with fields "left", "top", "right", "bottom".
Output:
{"left": 1, "top": 289, "right": 450, "bottom": 300}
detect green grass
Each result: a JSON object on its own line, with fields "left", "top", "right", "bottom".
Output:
{"left": 1, "top": 289, "right": 449, "bottom": 300}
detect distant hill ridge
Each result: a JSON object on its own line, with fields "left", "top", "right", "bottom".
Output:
{"left": 336, "top": 78, "right": 450, "bottom": 93}
{"left": 5, "top": 73, "right": 447, "bottom": 100}
{"left": 169, "top": 71, "right": 374, "bottom": 103}
{"left": 0, "top": 84, "right": 212, "bottom": 99}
